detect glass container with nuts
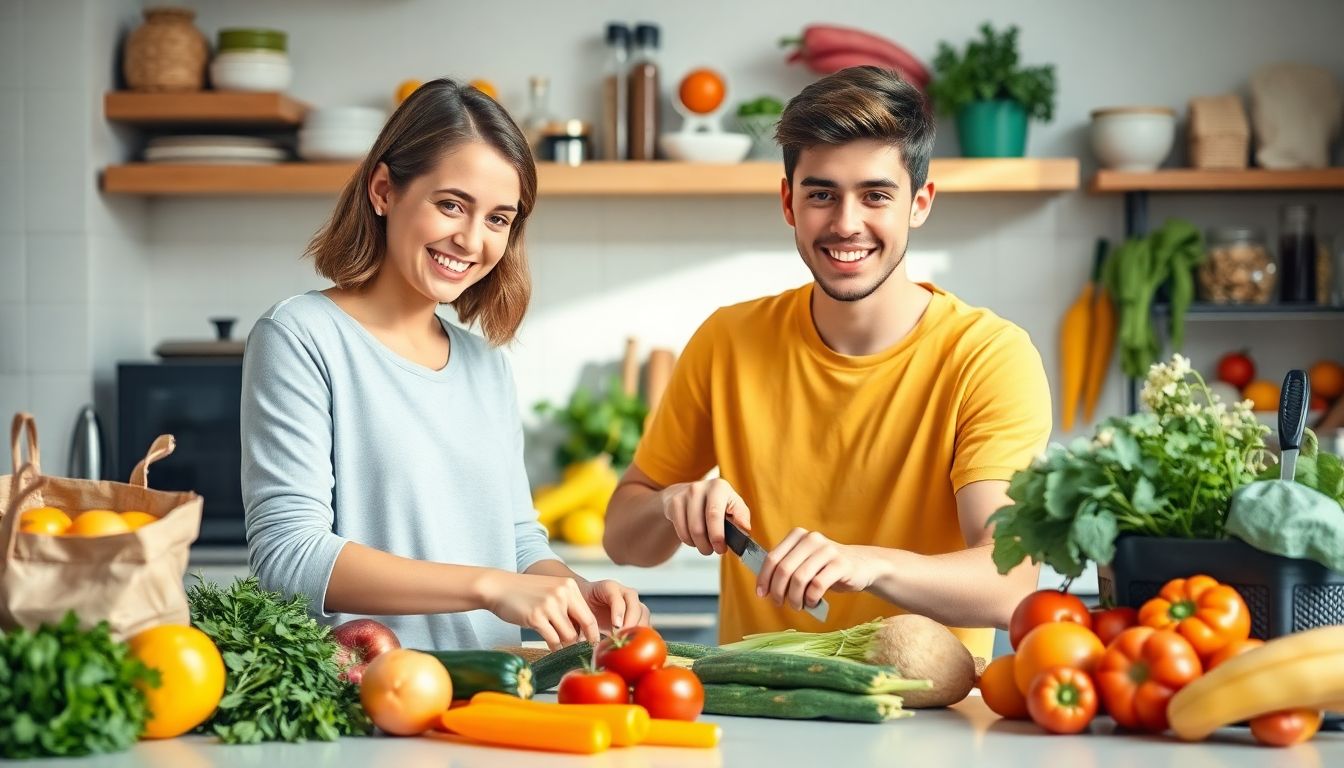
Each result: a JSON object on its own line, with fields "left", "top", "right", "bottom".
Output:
{"left": 1198, "top": 227, "right": 1277, "bottom": 304}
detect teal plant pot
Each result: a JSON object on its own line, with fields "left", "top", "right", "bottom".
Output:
{"left": 955, "top": 100, "right": 1028, "bottom": 157}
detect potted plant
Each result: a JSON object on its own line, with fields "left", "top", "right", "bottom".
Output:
{"left": 927, "top": 23, "right": 1056, "bottom": 158}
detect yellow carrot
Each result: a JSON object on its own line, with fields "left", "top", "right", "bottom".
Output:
{"left": 439, "top": 704, "right": 612, "bottom": 754}
{"left": 468, "top": 692, "right": 649, "bottom": 746}
{"left": 644, "top": 718, "right": 722, "bottom": 748}
{"left": 1058, "top": 280, "right": 1094, "bottom": 432}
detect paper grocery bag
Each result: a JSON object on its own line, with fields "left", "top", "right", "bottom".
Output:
{"left": 0, "top": 412, "right": 202, "bottom": 640}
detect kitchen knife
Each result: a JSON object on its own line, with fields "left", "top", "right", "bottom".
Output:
{"left": 1278, "top": 369, "right": 1310, "bottom": 483}
{"left": 723, "top": 520, "right": 829, "bottom": 622}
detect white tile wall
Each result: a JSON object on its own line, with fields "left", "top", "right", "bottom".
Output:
{"left": 23, "top": 89, "right": 89, "bottom": 234}
{"left": 26, "top": 372, "right": 92, "bottom": 473}
{"left": 27, "top": 233, "right": 88, "bottom": 303}
{"left": 0, "top": 8, "right": 22, "bottom": 91}
{"left": 0, "top": 304, "right": 24, "bottom": 372}
{"left": 25, "top": 303, "right": 89, "bottom": 373}
{"left": 20, "top": 0, "right": 84, "bottom": 92}
{"left": 0, "top": 88, "right": 24, "bottom": 234}
{"left": 0, "top": 233, "right": 23, "bottom": 303}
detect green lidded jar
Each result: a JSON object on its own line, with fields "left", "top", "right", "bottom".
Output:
{"left": 217, "top": 28, "right": 287, "bottom": 53}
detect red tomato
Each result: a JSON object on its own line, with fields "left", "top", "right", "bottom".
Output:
{"left": 1090, "top": 606, "right": 1138, "bottom": 647}
{"left": 1009, "top": 590, "right": 1093, "bottom": 649}
{"left": 558, "top": 668, "right": 629, "bottom": 705}
{"left": 1216, "top": 352, "right": 1255, "bottom": 389}
{"left": 1250, "top": 708, "right": 1323, "bottom": 747}
{"left": 1094, "top": 626, "right": 1202, "bottom": 732}
{"left": 1026, "top": 667, "right": 1098, "bottom": 734}
{"left": 596, "top": 627, "right": 667, "bottom": 685}
{"left": 633, "top": 667, "right": 704, "bottom": 721}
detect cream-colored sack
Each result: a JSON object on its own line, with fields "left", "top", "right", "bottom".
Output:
{"left": 1250, "top": 63, "right": 1343, "bottom": 169}
{"left": 0, "top": 413, "right": 202, "bottom": 640}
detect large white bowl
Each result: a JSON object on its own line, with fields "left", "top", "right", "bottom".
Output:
{"left": 298, "top": 128, "right": 378, "bottom": 161}
{"left": 658, "top": 131, "right": 751, "bottom": 163}
{"left": 304, "top": 106, "right": 388, "bottom": 132}
{"left": 1090, "top": 107, "right": 1176, "bottom": 171}
{"left": 210, "top": 51, "right": 292, "bottom": 92}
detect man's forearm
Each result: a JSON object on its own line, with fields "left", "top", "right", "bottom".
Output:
{"left": 859, "top": 543, "right": 1039, "bottom": 629}
{"left": 603, "top": 482, "right": 682, "bottom": 566}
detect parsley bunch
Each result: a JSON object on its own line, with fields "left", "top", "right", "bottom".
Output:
{"left": 187, "top": 576, "right": 371, "bottom": 743}
{"left": 0, "top": 613, "right": 156, "bottom": 758}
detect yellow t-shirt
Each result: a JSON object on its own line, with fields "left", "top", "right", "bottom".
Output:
{"left": 632, "top": 283, "right": 1052, "bottom": 659}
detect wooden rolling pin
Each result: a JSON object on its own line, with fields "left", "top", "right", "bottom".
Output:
{"left": 621, "top": 337, "right": 640, "bottom": 397}
{"left": 644, "top": 348, "right": 676, "bottom": 430}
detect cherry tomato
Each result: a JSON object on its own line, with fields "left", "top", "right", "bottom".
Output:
{"left": 558, "top": 667, "right": 629, "bottom": 705}
{"left": 1250, "top": 708, "right": 1323, "bottom": 747}
{"left": 596, "top": 627, "right": 668, "bottom": 685}
{"left": 1090, "top": 606, "right": 1138, "bottom": 647}
{"left": 633, "top": 667, "right": 704, "bottom": 721}
{"left": 1009, "top": 590, "right": 1092, "bottom": 649}
{"left": 1027, "top": 667, "right": 1098, "bottom": 735}
{"left": 1014, "top": 622, "right": 1105, "bottom": 695}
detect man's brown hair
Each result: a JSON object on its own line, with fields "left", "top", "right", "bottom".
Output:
{"left": 775, "top": 66, "right": 936, "bottom": 191}
{"left": 307, "top": 78, "right": 536, "bottom": 345}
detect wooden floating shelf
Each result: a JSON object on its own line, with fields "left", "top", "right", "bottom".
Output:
{"left": 1091, "top": 168, "right": 1344, "bottom": 193}
{"left": 101, "top": 158, "right": 1080, "bottom": 197}
{"left": 104, "top": 91, "right": 309, "bottom": 126}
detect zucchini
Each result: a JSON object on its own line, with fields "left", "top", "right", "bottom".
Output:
{"left": 702, "top": 683, "right": 911, "bottom": 723}
{"left": 532, "top": 641, "right": 722, "bottom": 692}
{"left": 692, "top": 651, "right": 934, "bottom": 695}
{"left": 419, "top": 650, "right": 534, "bottom": 699}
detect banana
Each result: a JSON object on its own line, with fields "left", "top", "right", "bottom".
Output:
{"left": 533, "top": 455, "right": 618, "bottom": 526}
{"left": 1167, "top": 625, "right": 1344, "bottom": 741}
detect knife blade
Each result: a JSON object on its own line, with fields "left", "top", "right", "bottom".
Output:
{"left": 1278, "top": 369, "right": 1309, "bottom": 483}
{"left": 723, "top": 520, "right": 829, "bottom": 622}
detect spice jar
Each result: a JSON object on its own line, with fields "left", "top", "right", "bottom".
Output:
{"left": 538, "top": 120, "right": 591, "bottom": 166}
{"left": 1198, "top": 227, "right": 1277, "bottom": 304}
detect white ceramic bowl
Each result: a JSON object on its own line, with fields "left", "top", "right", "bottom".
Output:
{"left": 210, "top": 51, "right": 292, "bottom": 92}
{"left": 658, "top": 131, "right": 752, "bottom": 163}
{"left": 303, "top": 106, "right": 388, "bottom": 132}
{"left": 1090, "top": 107, "right": 1176, "bottom": 171}
{"left": 298, "top": 128, "right": 379, "bottom": 161}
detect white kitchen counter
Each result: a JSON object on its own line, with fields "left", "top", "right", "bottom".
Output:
{"left": 31, "top": 695, "right": 1343, "bottom": 767}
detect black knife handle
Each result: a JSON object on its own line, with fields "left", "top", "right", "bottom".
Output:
{"left": 1278, "top": 369, "right": 1310, "bottom": 452}
{"left": 722, "top": 519, "right": 749, "bottom": 556}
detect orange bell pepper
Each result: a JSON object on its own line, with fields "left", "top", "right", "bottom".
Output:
{"left": 1137, "top": 574, "right": 1251, "bottom": 660}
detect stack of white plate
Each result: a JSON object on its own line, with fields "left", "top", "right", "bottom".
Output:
{"left": 143, "top": 135, "right": 287, "bottom": 164}
{"left": 299, "top": 107, "right": 386, "bottom": 161}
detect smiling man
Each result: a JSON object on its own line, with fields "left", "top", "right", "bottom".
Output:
{"left": 602, "top": 67, "right": 1051, "bottom": 659}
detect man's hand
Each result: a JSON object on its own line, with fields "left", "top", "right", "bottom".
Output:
{"left": 660, "top": 477, "right": 752, "bottom": 555}
{"left": 577, "top": 579, "right": 651, "bottom": 633}
{"left": 757, "top": 528, "right": 881, "bottom": 612}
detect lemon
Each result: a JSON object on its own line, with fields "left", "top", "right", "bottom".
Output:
{"left": 560, "top": 509, "right": 605, "bottom": 546}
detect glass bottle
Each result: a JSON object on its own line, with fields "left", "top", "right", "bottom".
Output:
{"left": 601, "top": 23, "right": 630, "bottom": 161}
{"left": 1278, "top": 204, "right": 1318, "bottom": 304}
{"left": 523, "top": 76, "right": 556, "bottom": 159}
{"left": 627, "top": 23, "right": 661, "bottom": 160}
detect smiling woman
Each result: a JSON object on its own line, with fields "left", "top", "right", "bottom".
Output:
{"left": 240, "top": 79, "right": 649, "bottom": 654}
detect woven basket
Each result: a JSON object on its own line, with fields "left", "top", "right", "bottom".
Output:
{"left": 1189, "top": 94, "right": 1250, "bottom": 169}
{"left": 123, "top": 7, "right": 208, "bottom": 92}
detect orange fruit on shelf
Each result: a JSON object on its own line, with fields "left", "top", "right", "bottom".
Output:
{"left": 120, "top": 510, "right": 158, "bottom": 530}
{"left": 1308, "top": 360, "right": 1344, "bottom": 401}
{"left": 678, "top": 68, "right": 727, "bottom": 115}
{"left": 468, "top": 79, "right": 498, "bottom": 100}
{"left": 19, "top": 506, "right": 72, "bottom": 535}
{"left": 1241, "top": 380, "right": 1280, "bottom": 412}
{"left": 396, "top": 79, "right": 425, "bottom": 104}
{"left": 66, "top": 509, "right": 132, "bottom": 537}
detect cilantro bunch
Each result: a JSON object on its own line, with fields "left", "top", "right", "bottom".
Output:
{"left": 990, "top": 354, "right": 1270, "bottom": 578}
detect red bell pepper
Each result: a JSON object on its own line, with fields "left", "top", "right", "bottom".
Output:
{"left": 1095, "top": 626, "right": 1203, "bottom": 732}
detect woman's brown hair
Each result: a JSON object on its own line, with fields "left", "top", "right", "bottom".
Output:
{"left": 307, "top": 78, "right": 536, "bottom": 346}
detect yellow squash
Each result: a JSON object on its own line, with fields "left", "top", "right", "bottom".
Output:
{"left": 1058, "top": 280, "right": 1094, "bottom": 432}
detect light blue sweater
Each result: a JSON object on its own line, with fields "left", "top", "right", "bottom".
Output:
{"left": 240, "top": 291, "right": 558, "bottom": 651}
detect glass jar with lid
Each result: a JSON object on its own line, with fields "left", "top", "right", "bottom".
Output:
{"left": 1197, "top": 227, "right": 1277, "bottom": 304}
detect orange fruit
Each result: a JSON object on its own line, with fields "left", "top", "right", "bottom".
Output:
{"left": 19, "top": 506, "right": 72, "bottom": 535}
{"left": 360, "top": 649, "right": 453, "bottom": 736}
{"left": 1308, "top": 360, "right": 1344, "bottom": 401}
{"left": 678, "top": 69, "right": 727, "bottom": 115}
{"left": 128, "top": 625, "right": 225, "bottom": 739}
{"left": 1242, "top": 380, "right": 1280, "bottom": 411}
{"left": 468, "top": 79, "right": 498, "bottom": 100}
{"left": 395, "top": 79, "right": 424, "bottom": 104}
{"left": 120, "top": 510, "right": 158, "bottom": 530}
{"left": 1013, "top": 621, "right": 1105, "bottom": 695}
{"left": 978, "top": 654, "right": 1030, "bottom": 719}
{"left": 67, "top": 509, "right": 132, "bottom": 537}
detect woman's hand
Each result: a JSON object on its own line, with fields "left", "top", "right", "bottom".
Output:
{"left": 577, "top": 579, "right": 650, "bottom": 633}
{"left": 479, "top": 571, "right": 601, "bottom": 650}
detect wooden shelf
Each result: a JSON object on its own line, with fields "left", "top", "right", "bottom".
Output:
{"left": 104, "top": 91, "right": 308, "bottom": 126}
{"left": 1091, "top": 168, "right": 1344, "bottom": 193}
{"left": 101, "top": 158, "right": 1079, "bottom": 197}
{"left": 1153, "top": 303, "right": 1344, "bottom": 321}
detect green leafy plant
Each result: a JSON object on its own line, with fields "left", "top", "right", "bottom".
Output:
{"left": 1102, "top": 219, "right": 1205, "bottom": 378}
{"left": 0, "top": 613, "right": 157, "bottom": 758}
{"left": 927, "top": 23, "right": 1056, "bottom": 120}
{"left": 187, "top": 576, "right": 372, "bottom": 744}
{"left": 534, "top": 376, "right": 648, "bottom": 470}
{"left": 1256, "top": 430, "right": 1344, "bottom": 505}
{"left": 990, "top": 354, "right": 1270, "bottom": 578}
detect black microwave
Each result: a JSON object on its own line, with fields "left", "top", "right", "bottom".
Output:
{"left": 117, "top": 360, "right": 245, "bottom": 545}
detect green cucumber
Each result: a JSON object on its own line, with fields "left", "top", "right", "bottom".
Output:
{"left": 419, "top": 650, "right": 533, "bottom": 699}
{"left": 692, "top": 651, "right": 933, "bottom": 695}
{"left": 532, "top": 641, "right": 721, "bottom": 692}
{"left": 702, "top": 683, "right": 911, "bottom": 722}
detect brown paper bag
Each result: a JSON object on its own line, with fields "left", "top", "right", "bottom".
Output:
{"left": 0, "top": 412, "right": 203, "bottom": 640}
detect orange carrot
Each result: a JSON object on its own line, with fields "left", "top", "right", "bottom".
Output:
{"left": 1058, "top": 279, "right": 1094, "bottom": 432}
{"left": 439, "top": 704, "right": 612, "bottom": 754}
{"left": 644, "top": 718, "right": 722, "bottom": 748}
{"left": 467, "top": 692, "right": 650, "bottom": 746}
{"left": 1082, "top": 240, "right": 1116, "bottom": 423}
